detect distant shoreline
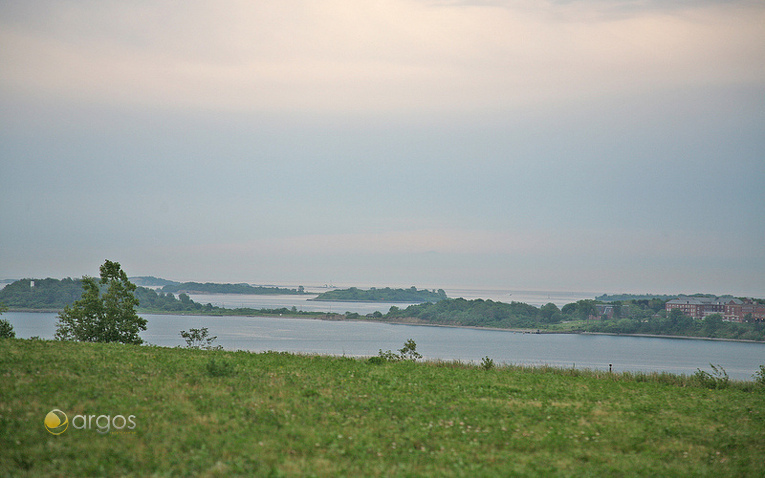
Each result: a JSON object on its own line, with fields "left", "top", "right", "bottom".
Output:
{"left": 581, "top": 331, "right": 765, "bottom": 344}
{"left": 358, "top": 317, "right": 765, "bottom": 344}
{"left": 7, "top": 309, "right": 763, "bottom": 344}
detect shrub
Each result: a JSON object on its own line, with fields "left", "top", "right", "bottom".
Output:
{"left": 398, "top": 338, "right": 422, "bottom": 361}
{"left": 180, "top": 327, "right": 222, "bottom": 350}
{"left": 376, "top": 349, "right": 402, "bottom": 362}
{"left": 753, "top": 365, "right": 765, "bottom": 387}
{"left": 693, "top": 364, "right": 730, "bottom": 389}
{"left": 373, "top": 339, "right": 422, "bottom": 363}
{"left": 205, "top": 358, "right": 235, "bottom": 377}
{"left": 480, "top": 356, "right": 495, "bottom": 371}
{"left": 367, "top": 356, "right": 387, "bottom": 365}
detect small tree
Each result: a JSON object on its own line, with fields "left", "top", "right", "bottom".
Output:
{"left": 373, "top": 339, "right": 423, "bottom": 363}
{"left": 55, "top": 260, "right": 146, "bottom": 344}
{"left": 180, "top": 327, "right": 222, "bottom": 350}
{"left": 398, "top": 338, "right": 422, "bottom": 361}
{"left": 480, "top": 356, "right": 495, "bottom": 370}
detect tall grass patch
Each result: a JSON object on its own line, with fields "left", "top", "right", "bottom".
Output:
{"left": 1, "top": 338, "right": 764, "bottom": 476}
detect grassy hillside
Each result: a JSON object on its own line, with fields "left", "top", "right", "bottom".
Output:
{"left": 1, "top": 339, "right": 764, "bottom": 477}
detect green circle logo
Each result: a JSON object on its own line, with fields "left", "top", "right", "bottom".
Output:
{"left": 44, "top": 409, "right": 68, "bottom": 435}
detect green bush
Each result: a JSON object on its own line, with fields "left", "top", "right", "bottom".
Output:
{"left": 480, "top": 356, "right": 495, "bottom": 370}
{"left": 367, "top": 356, "right": 387, "bottom": 365}
{"left": 180, "top": 327, "right": 222, "bottom": 350}
{"left": 693, "top": 364, "right": 730, "bottom": 389}
{"left": 374, "top": 339, "right": 422, "bottom": 363}
{"left": 205, "top": 358, "right": 235, "bottom": 377}
{"left": 398, "top": 338, "right": 422, "bottom": 361}
{"left": 753, "top": 365, "right": 765, "bottom": 387}
{"left": 375, "top": 349, "right": 401, "bottom": 362}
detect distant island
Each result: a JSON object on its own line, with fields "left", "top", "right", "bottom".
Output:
{"left": 130, "top": 277, "right": 308, "bottom": 295}
{"left": 312, "top": 286, "right": 447, "bottom": 303}
{"left": 159, "top": 282, "right": 308, "bottom": 295}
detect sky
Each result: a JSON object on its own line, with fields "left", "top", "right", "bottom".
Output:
{"left": 1, "top": 0, "right": 764, "bottom": 297}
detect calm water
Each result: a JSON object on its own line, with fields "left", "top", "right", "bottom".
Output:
{"left": 5, "top": 311, "right": 765, "bottom": 381}
{"left": 183, "top": 288, "right": 594, "bottom": 314}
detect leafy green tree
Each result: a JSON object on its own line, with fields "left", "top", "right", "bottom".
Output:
{"left": 667, "top": 307, "right": 695, "bottom": 332}
{"left": 668, "top": 307, "right": 686, "bottom": 324}
{"left": 561, "top": 302, "right": 577, "bottom": 317}
{"left": 55, "top": 260, "right": 146, "bottom": 344}
{"left": 615, "top": 318, "right": 638, "bottom": 334}
{"left": 398, "top": 338, "right": 422, "bottom": 361}
{"left": 375, "top": 338, "right": 423, "bottom": 362}
{"left": 702, "top": 313, "right": 723, "bottom": 336}
{"left": 179, "top": 327, "right": 222, "bottom": 350}
{"left": 540, "top": 302, "right": 561, "bottom": 323}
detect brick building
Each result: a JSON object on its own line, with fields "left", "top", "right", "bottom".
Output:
{"left": 724, "top": 299, "right": 765, "bottom": 323}
{"left": 666, "top": 296, "right": 764, "bottom": 322}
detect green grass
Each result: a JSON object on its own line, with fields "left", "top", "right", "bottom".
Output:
{"left": 2, "top": 339, "right": 764, "bottom": 477}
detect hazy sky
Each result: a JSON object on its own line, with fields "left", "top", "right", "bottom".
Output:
{"left": 2, "top": 0, "right": 764, "bottom": 296}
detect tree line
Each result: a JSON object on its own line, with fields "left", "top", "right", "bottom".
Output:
{"left": 583, "top": 308, "right": 765, "bottom": 341}
{"left": 378, "top": 297, "right": 765, "bottom": 341}
{"left": 384, "top": 298, "right": 541, "bottom": 328}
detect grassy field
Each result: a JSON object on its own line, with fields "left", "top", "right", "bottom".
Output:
{"left": 2, "top": 338, "right": 764, "bottom": 477}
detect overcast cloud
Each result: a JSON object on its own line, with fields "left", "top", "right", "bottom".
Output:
{"left": 1, "top": 0, "right": 763, "bottom": 296}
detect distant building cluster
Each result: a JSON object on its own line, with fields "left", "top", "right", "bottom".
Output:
{"left": 665, "top": 296, "right": 765, "bottom": 323}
